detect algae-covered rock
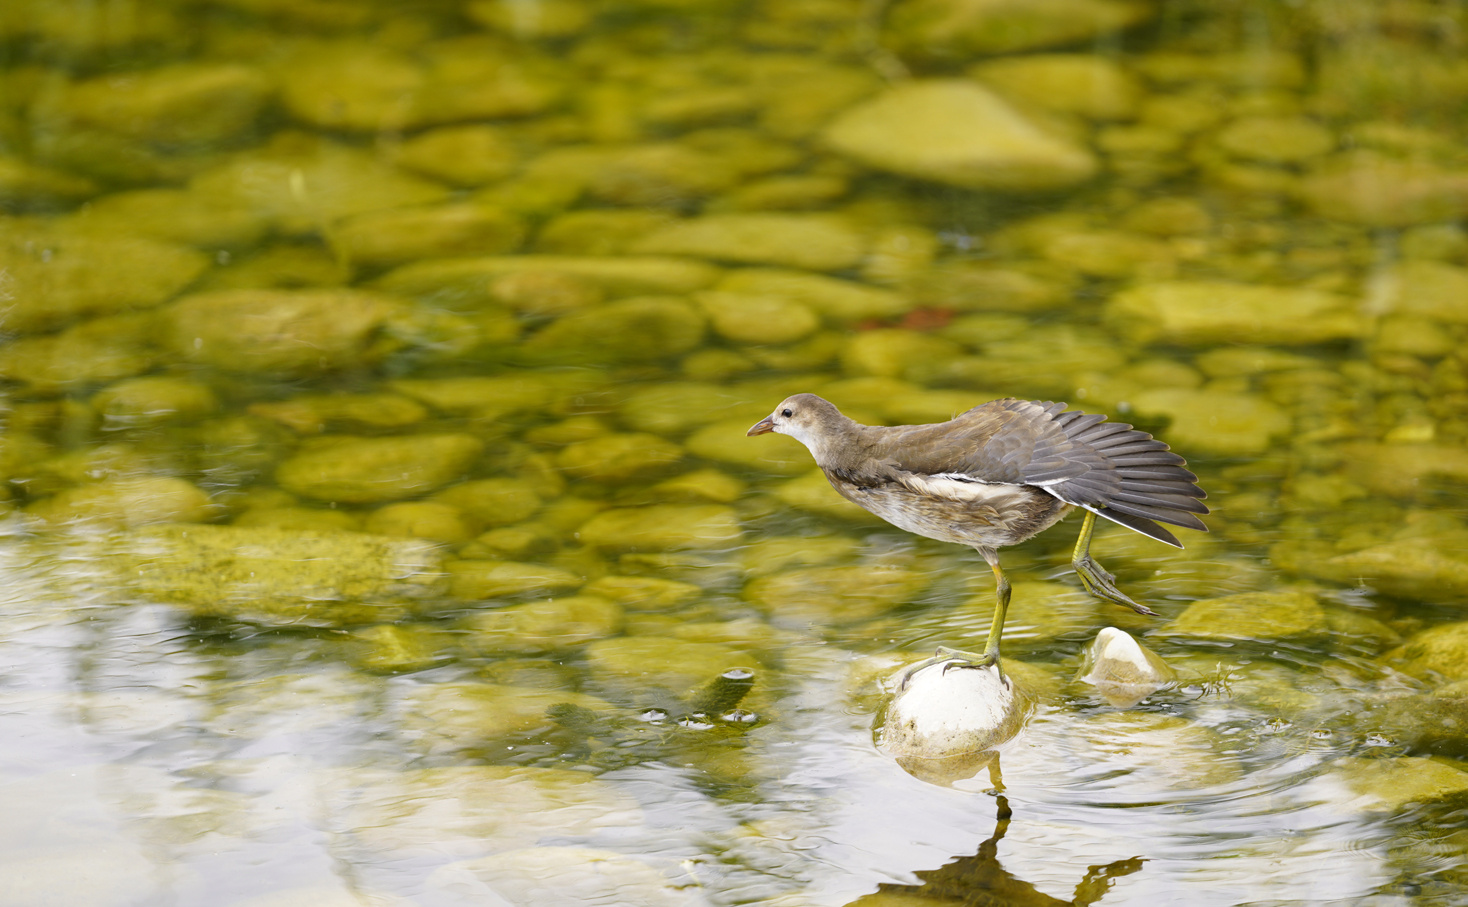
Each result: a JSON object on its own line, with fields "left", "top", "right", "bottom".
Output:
{"left": 163, "top": 289, "right": 407, "bottom": 375}
{"left": 364, "top": 501, "right": 474, "bottom": 544}
{"left": 1107, "top": 280, "right": 1364, "bottom": 346}
{"left": 1384, "top": 623, "right": 1468, "bottom": 682}
{"left": 1127, "top": 387, "right": 1290, "bottom": 457}
{"left": 737, "top": 535, "right": 860, "bottom": 578}
{"left": 0, "top": 231, "right": 209, "bottom": 334}
{"left": 389, "top": 124, "right": 521, "bottom": 187}
{"left": 339, "top": 764, "right": 640, "bottom": 856}
{"left": 695, "top": 291, "right": 821, "bottom": 345}
{"left": 519, "top": 297, "right": 707, "bottom": 365}
{"left": 247, "top": 393, "right": 428, "bottom": 435}
{"left": 555, "top": 433, "right": 685, "bottom": 483}
{"left": 447, "top": 560, "right": 583, "bottom": 600}
{"left": 822, "top": 80, "right": 1098, "bottom": 192}
{"left": 27, "top": 476, "right": 213, "bottom": 528}
{"left": 773, "top": 470, "right": 884, "bottom": 523}
{"left": 1369, "top": 260, "right": 1468, "bottom": 325}
{"left": 431, "top": 478, "right": 543, "bottom": 527}
{"left": 581, "top": 575, "right": 703, "bottom": 610}
{"left": 1298, "top": 154, "right": 1468, "bottom": 228}
{"left": 886, "top": 0, "right": 1152, "bottom": 57}
{"left": 841, "top": 329, "right": 964, "bottom": 379}
{"left": 375, "top": 255, "right": 721, "bottom": 301}
{"left": 1309, "top": 540, "right": 1468, "bottom": 604}
{"left": 347, "top": 623, "right": 453, "bottom": 674}
{"left": 1215, "top": 116, "right": 1334, "bottom": 164}
{"left": 578, "top": 504, "right": 742, "bottom": 550}
{"left": 1340, "top": 443, "right": 1468, "bottom": 499}
{"left": 1161, "top": 589, "right": 1329, "bottom": 642}
{"left": 716, "top": 268, "right": 911, "bottom": 322}
{"left": 100, "top": 524, "right": 448, "bottom": 624}
{"left": 276, "top": 434, "right": 484, "bottom": 504}
{"left": 688, "top": 418, "right": 814, "bottom": 475}
{"left": 44, "top": 63, "right": 271, "bottom": 146}
{"left": 461, "top": 595, "right": 623, "bottom": 654}
{"left": 332, "top": 203, "right": 525, "bottom": 270}
{"left": 744, "top": 565, "right": 930, "bottom": 623}
{"left": 1329, "top": 756, "right": 1468, "bottom": 813}
{"left": 232, "top": 506, "right": 362, "bottom": 533}
{"left": 970, "top": 53, "right": 1142, "bottom": 120}
{"left": 90, "top": 376, "right": 218, "bottom": 428}
{"left": 616, "top": 382, "right": 753, "bottom": 436}
{"left": 0, "top": 315, "right": 159, "bottom": 392}
{"left": 67, "top": 187, "right": 270, "bottom": 249}
{"left": 398, "top": 683, "right": 612, "bottom": 755}
{"left": 583, "top": 636, "right": 757, "bottom": 702}
{"left": 631, "top": 213, "right": 866, "bottom": 271}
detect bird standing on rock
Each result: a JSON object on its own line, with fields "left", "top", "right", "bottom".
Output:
{"left": 747, "top": 393, "right": 1208, "bottom": 687}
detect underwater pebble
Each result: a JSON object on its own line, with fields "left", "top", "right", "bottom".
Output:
{"left": 276, "top": 434, "right": 484, "bottom": 504}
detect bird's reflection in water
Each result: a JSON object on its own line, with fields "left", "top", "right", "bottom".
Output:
{"left": 848, "top": 795, "right": 1145, "bottom": 907}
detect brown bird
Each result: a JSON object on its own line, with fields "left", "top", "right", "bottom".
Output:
{"left": 747, "top": 393, "right": 1208, "bottom": 687}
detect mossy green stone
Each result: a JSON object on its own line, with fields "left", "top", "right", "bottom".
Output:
{"left": 744, "top": 565, "right": 930, "bottom": 623}
{"left": 447, "top": 560, "right": 583, "bottom": 600}
{"left": 276, "top": 434, "right": 484, "bottom": 504}
{"left": 555, "top": 433, "right": 685, "bottom": 483}
{"left": 578, "top": 504, "right": 742, "bottom": 551}
{"left": 1386, "top": 623, "right": 1468, "bottom": 682}
{"left": 461, "top": 595, "right": 623, "bottom": 654}
{"left": 1161, "top": 590, "right": 1328, "bottom": 642}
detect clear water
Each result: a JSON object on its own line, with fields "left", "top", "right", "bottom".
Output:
{"left": 2, "top": 2, "right": 1467, "bottom": 905}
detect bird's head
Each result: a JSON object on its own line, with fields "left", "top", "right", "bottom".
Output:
{"left": 747, "top": 393, "right": 838, "bottom": 453}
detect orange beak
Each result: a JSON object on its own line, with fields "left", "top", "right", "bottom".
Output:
{"left": 747, "top": 417, "right": 775, "bottom": 436}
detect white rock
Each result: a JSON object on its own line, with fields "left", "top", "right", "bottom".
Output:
{"left": 1075, "top": 626, "right": 1176, "bottom": 707}
{"left": 882, "top": 660, "right": 1031, "bottom": 783}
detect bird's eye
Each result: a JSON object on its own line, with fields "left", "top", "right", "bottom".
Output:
{"left": 781, "top": 408, "right": 793, "bottom": 417}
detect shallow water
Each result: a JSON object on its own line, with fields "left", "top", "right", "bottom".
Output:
{"left": 4, "top": 1, "right": 1468, "bottom": 905}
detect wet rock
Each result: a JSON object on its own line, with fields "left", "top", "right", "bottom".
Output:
{"left": 631, "top": 213, "right": 865, "bottom": 271}
{"left": 1107, "top": 280, "right": 1364, "bottom": 346}
{"left": 1070, "top": 712, "right": 1242, "bottom": 788}
{"left": 278, "top": 42, "right": 562, "bottom": 132}
{"left": 737, "top": 535, "right": 860, "bottom": 577}
{"left": 247, "top": 393, "right": 427, "bottom": 435}
{"left": 1308, "top": 540, "right": 1468, "bottom": 604}
{"left": 364, "top": 502, "right": 474, "bottom": 545}
{"left": 1215, "top": 116, "right": 1334, "bottom": 164}
{"left": 536, "top": 209, "right": 680, "bottom": 256}
{"left": 397, "top": 683, "right": 614, "bottom": 755}
{"left": 346, "top": 624, "right": 452, "bottom": 674}
{"left": 696, "top": 290, "right": 821, "bottom": 345}
{"left": 1037, "top": 228, "right": 1175, "bottom": 279}
{"left": 163, "top": 288, "right": 407, "bottom": 375}
{"left": 688, "top": 418, "right": 814, "bottom": 475}
{"left": 1075, "top": 627, "right": 1176, "bottom": 707}
{"left": 970, "top": 53, "right": 1142, "bottom": 120}
{"left": 584, "top": 636, "right": 757, "bottom": 702}
{"left": 426, "top": 846, "right": 696, "bottom": 907}
{"left": 1369, "top": 260, "right": 1468, "bottom": 326}
{"left": 461, "top": 595, "right": 623, "bottom": 655}
{"left": 0, "top": 231, "right": 209, "bottom": 334}
{"left": 886, "top": 0, "right": 1152, "bottom": 57}
{"left": 26, "top": 476, "right": 213, "bottom": 529}
{"left": 376, "top": 255, "right": 721, "bottom": 301}
{"left": 90, "top": 376, "right": 217, "bottom": 428}
{"left": 1371, "top": 693, "right": 1468, "bottom": 758}
{"left": 650, "top": 468, "right": 745, "bottom": 504}
{"left": 555, "top": 433, "right": 685, "bottom": 483}
{"left": 1329, "top": 756, "right": 1468, "bottom": 813}
{"left": 1160, "top": 589, "right": 1329, "bottom": 643}
{"left": 339, "top": 764, "right": 640, "bottom": 856}
{"left": 99, "top": 524, "right": 447, "bottom": 625}
{"left": 716, "top": 268, "right": 911, "bottom": 322}
{"left": 446, "top": 560, "right": 583, "bottom": 600}
{"left": 388, "top": 373, "right": 566, "bottom": 418}
{"left": 528, "top": 143, "right": 741, "bottom": 207}
{"left": 519, "top": 297, "right": 707, "bottom": 365}
{"left": 582, "top": 575, "right": 703, "bottom": 610}
{"left": 68, "top": 187, "right": 270, "bottom": 249}
{"left": 190, "top": 137, "right": 449, "bottom": 236}
{"left": 232, "top": 506, "right": 362, "bottom": 533}
{"left": 744, "top": 565, "right": 930, "bottom": 623}
{"left": 42, "top": 63, "right": 271, "bottom": 146}
{"left": 275, "top": 434, "right": 484, "bottom": 504}
{"left": 911, "top": 262, "right": 1072, "bottom": 314}
{"left": 617, "top": 383, "right": 752, "bottom": 436}
{"left": 823, "top": 79, "right": 1098, "bottom": 192}
{"left": 841, "top": 329, "right": 964, "bottom": 379}
{"left": 333, "top": 203, "right": 525, "bottom": 270}
{"left": 1384, "top": 623, "right": 1468, "bottom": 682}
{"left": 1127, "top": 387, "right": 1290, "bottom": 457}
{"left": 1298, "top": 154, "right": 1468, "bottom": 227}
{"left": 578, "top": 504, "right": 742, "bottom": 551}
{"left": 431, "top": 478, "right": 543, "bottom": 527}
{"left": 389, "top": 124, "right": 521, "bottom": 187}
{"left": 883, "top": 660, "right": 1031, "bottom": 783}
{"left": 773, "top": 470, "right": 885, "bottom": 524}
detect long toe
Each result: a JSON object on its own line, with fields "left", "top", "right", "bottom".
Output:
{"left": 1074, "top": 554, "right": 1156, "bottom": 616}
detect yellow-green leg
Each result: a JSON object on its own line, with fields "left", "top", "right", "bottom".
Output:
{"left": 1072, "top": 510, "right": 1155, "bottom": 616}
{"left": 898, "top": 548, "right": 1011, "bottom": 690}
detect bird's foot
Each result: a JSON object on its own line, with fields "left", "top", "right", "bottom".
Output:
{"left": 897, "top": 646, "right": 1007, "bottom": 691}
{"left": 1073, "top": 553, "right": 1155, "bottom": 616}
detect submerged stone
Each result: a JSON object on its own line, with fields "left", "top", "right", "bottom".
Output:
{"left": 716, "top": 268, "right": 911, "bottom": 322}
{"left": 447, "top": 560, "right": 583, "bottom": 600}
{"left": 427, "top": 846, "right": 693, "bottom": 907}
{"left": 97, "top": 524, "right": 447, "bottom": 625}
{"left": 744, "top": 564, "right": 930, "bottom": 623}
{"left": 26, "top": 476, "right": 213, "bottom": 529}
{"left": 364, "top": 501, "right": 474, "bottom": 544}
{"left": 773, "top": 470, "right": 885, "bottom": 523}
{"left": 1107, "top": 280, "right": 1363, "bottom": 346}
{"left": 822, "top": 79, "right": 1098, "bottom": 192}
{"left": 246, "top": 393, "right": 428, "bottom": 435}
{"left": 461, "top": 595, "right": 623, "bottom": 655}
{"left": 397, "top": 683, "right": 614, "bottom": 755}
{"left": 276, "top": 434, "right": 484, "bottom": 504}
{"left": 1329, "top": 756, "right": 1468, "bottom": 813}
{"left": 42, "top": 62, "right": 271, "bottom": 146}
{"left": 90, "top": 376, "right": 218, "bottom": 428}
{"left": 970, "top": 53, "right": 1142, "bottom": 120}
{"left": 1127, "top": 387, "right": 1290, "bottom": 457}
{"left": 1384, "top": 623, "right": 1468, "bottom": 682}
{"left": 519, "top": 297, "right": 707, "bottom": 365}
{"left": 1071, "top": 711, "right": 1243, "bottom": 789}
{"left": 581, "top": 575, "right": 703, "bottom": 610}
{"left": 886, "top": 0, "right": 1152, "bottom": 57}
{"left": 555, "top": 433, "right": 685, "bottom": 483}
{"left": 431, "top": 478, "right": 543, "bottom": 527}
{"left": 631, "top": 213, "right": 866, "bottom": 271}
{"left": 333, "top": 203, "right": 525, "bottom": 269}
{"left": 375, "top": 255, "right": 721, "bottom": 300}
{"left": 578, "top": 504, "right": 742, "bottom": 551}
{"left": 1310, "top": 540, "right": 1468, "bottom": 604}
{"left": 583, "top": 636, "right": 757, "bottom": 702}
{"left": 1161, "top": 589, "right": 1329, "bottom": 643}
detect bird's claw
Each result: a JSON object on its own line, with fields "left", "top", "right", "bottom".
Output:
{"left": 1073, "top": 553, "right": 1155, "bottom": 616}
{"left": 898, "top": 647, "right": 1007, "bottom": 690}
